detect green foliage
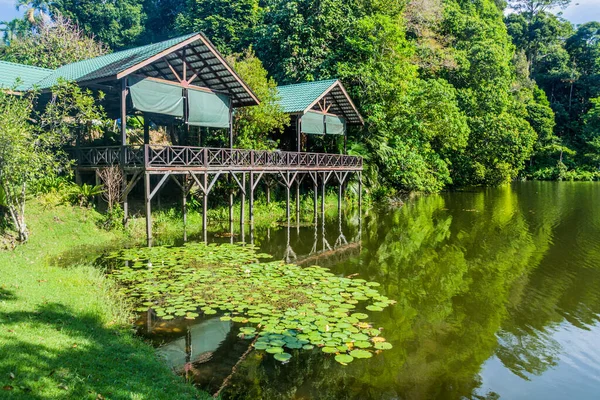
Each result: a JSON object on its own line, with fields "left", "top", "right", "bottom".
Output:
{"left": 226, "top": 48, "right": 290, "bottom": 150}
{"left": 65, "top": 183, "right": 104, "bottom": 207}
{"left": 0, "top": 80, "right": 104, "bottom": 241}
{"left": 175, "top": 0, "right": 261, "bottom": 54}
{"left": 0, "top": 14, "right": 108, "bottom": 68}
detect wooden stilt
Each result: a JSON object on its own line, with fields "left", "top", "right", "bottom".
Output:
{"left": 286, "top": 182, "right": 291, "bottom": 225}
{"left": 249, "top": 172, "right": 255, "bottom": 225}
{"left": 338, "top": 180, "right": 342, "bottom": 216}
{"left": 358, "top": 171, "right": 362, "bottom": 211}
{"left": 144, "top": 172, "right": 152, "bottom": 246}
{"left": 240, "top": 173, "right": 246, "bottom": 241}
{"left": 266, "top": 182, "right": 271, "bottom": 204}
{"left": 202, "top": 172, "right": 208, "bottom": 243}
{"left": 296, "top": 181, "right": 300, "bottom": 224}
{"left": 123, "top": 173, "right": 129, "bottom": 226}
{"left": 321, "top": 172, "right": 326, "bottom": 218}
{"left": 182, "top": 178, "right": 187, "bottom": 241}
{"left": 313, "top": 176, "right": 318, "bottom": 224}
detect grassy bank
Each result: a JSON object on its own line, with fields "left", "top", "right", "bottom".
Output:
{"left": 0, "top": 201, "right": 208, "bottom": 399}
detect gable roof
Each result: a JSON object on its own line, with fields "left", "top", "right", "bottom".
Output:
{"left": 276, "top": 79, "right": 363, "bottom": 125}
{"left": 36, "top": 33, "right": 198, "bottom": 89}
{"left": 0, "top": 61, "right": 54, "bottom": 92}
{"left": 1, "top": 32, "right": 259, "bottom": 107}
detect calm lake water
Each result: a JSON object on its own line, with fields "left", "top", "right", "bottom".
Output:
{"left": 137, "top": 182, "right": 600, "bottom": 399}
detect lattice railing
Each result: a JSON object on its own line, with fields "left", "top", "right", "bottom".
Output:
{"left": 73, "top": 145, "right": 363, "bottom": 169}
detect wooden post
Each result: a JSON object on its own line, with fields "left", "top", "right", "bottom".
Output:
{"left": 313, "top": 176, "right": 318, "bottom": 224}
{"left": 321, "top": 172, "right": 326, "bottom": 218}
{"left": 358, "top": 171, "right": 362, "bottom": 212}
{"left": 120, "top": 78, "right": 128, "bottom": 226}
{"left": 120, "top": 78, "right": 127, "bottom": 147}
{"left": 123, "top": 173, "right": 129, "bottom": 225}
{"left": 296, "top": 180, "right": 300, "bottom": 225}
{"left": 144, "top": 172, "right": 152, "bottom": 246}
{"left": 240, "top": 172, "right": 246, "bottom": 240}
{"left": 249, "top": 172, "right": 255, "bottom": 225}
{"left": 202, "top": 173, "right": 208, "bottom": 243}
{"left": 338, "top": 179, "right": 342, "bottom": 216}
{"left": 182, "top": 177, "right": 187, "bottom": 233}
{"left": 286, "top": 182, "right": 291, "bottom": 225}
{"left": 266, "top": 182, "right": 271, "bottom": 205}
{"left": 297, "top": 116, "right": 302, "bottom": 152}
{"left": 143, "top": 112, "right": 150, "bottom": 144}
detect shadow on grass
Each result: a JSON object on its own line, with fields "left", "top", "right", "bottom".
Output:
{"left": 0, "top": 302, "right": 204, "bottom": 400}
{"left": 0, "top": 287, "right": 16, "bottom": 301}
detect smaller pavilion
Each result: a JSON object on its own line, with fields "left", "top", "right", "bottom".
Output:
{"left": 276, "top": 79, "right": 364, "bottom": 153}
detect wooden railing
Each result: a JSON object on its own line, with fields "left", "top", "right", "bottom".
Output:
{"left": 73, "top": 145, "right": 363, "bottom": 170}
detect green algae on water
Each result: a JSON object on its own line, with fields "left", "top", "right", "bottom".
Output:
{"left": 107, "top": 243, "right": 394, "bottom": 364}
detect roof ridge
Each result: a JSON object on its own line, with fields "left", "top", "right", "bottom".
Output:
{"left": 0, "top": 60, "right": 54, "bottom": 72}
{"left": 277, "top": 78, "right": 338, "bottom": 90}
{"left": 56, "top": 32, "right": 199, "bottom": 69}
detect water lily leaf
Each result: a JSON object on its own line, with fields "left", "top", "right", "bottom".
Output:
{"left": 321, "top": 346, "right": 338, "bottom": 354}
{"left": 274, "top": 352, "right": 292, "bottom": 362}
{"left": 266, "top": 347, "right": 283, "bottom": 354}
{"left": 354, "top": 341, "right": 371, "bottom": 348}
{"left": 351, "top": 313, "right": 369, "bottom": 320}
{"left": 335, "top": 354, "right": 354, "bottom": 364}
{"left": 374, "top": 342, "right": 393, "bottom": 350}
{"left": 349, "top": 349, "right": 372, "bottom": 359}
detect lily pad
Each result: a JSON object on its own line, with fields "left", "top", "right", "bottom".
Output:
{"left": 350, "top": 349, "right": 372, "bottom": 359}
{"left": 335, "top": 354, "right": 354, "bottom": 364}
{"left": 274, "top": 352, "right": 292, "bottom": 362}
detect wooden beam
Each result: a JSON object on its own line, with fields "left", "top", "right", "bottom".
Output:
{"left": 163, "top": 57, "right": 183, "bottom": 82}
{"left": 117, "top": 34, "right": 203, "bottom": 79}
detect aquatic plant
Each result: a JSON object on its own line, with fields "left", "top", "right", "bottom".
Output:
{"left": 107, "top": 243, "right": 394, "bottom": 364}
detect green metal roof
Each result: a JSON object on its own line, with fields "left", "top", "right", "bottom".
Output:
{"left": 36, "top": 33, "right": 197, "bottom": 88}
{"left": 276, "top": 79, "right": 363, "bottom": 125}
{"left": 276, "top": 79, "right": 338, "bottom": 113}
{"left": 0, "top": 61, "right": 54, "bottom": 91}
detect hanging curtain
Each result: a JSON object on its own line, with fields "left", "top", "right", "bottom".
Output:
{"left": 188, "top": 88, "right": 230, "bottom": 128}
{"left": 128, "top": 76, "right": 184, "bottom": 117}
{"left": 301, "top": 111, "right": 325, "bottom": 135}
{"left": 325, "top": 114, "right": 345, "bottom": 135}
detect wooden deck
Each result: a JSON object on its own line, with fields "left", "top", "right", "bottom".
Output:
{"left": 73, "top": 145, "right": 362, "bottom": 245}
{"left": 74, "top": 145, "right": 363, "bottom": 172}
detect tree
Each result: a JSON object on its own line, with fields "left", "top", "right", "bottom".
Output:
{"left": 175, "top": 0, "right": 262, "bottom": 54}
{"left": 507, "top": 0, "right": 571, "bottom": 15}
{"left": 226, "top": 49, "right": 289, "bottom": 150}
{"left": 14, "top": 0, "right": 146, "bottom": 49}
{"left": 0, "top": 81, "right": 105, "bottom": 241}
{"left": 0, "top": 14, "right": 108, "bottom": 68}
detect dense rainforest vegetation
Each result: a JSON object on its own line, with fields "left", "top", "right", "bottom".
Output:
{"left": 1, "top": 0, "right": 599, "bottom": 197}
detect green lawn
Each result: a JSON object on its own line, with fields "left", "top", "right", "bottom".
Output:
{"left": 0, "top": 201, "right": 208, "bottom": 399}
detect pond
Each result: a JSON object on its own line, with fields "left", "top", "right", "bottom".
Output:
{"left": 116, "top": 182, "right": 600, "bottom": 399}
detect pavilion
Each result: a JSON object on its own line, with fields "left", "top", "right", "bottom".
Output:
{"left": 0, "top": 33, "right": 363, "bottom": 244}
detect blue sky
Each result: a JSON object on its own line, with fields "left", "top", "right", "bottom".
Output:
{"left": 0, "top": 0, "right": 599, "bottom": 27}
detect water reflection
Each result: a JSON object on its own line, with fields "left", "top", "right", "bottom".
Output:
{"left": 144, "top": 182, "right": 600, "bottom": 400}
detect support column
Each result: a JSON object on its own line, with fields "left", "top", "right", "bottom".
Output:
{"left": 249, "top": 172, "right": 255, "bottom": 225}
{"left": 296, "top": 180, "right": 300, "bottom": 226}
{"left": 266, "top": 182, "right": 271, "bottom": 205}
{"left": 182, "top": 178, "right": 187, "bottom": 241}
{"left": 358, "top": 172, "right": 362, "bottom": 212}
{"left": 338, "top": 179, "right": 342, "bottom": 216}
{"left": 202, "top": 173, "right": 208, "bottom": 243}
{"left": 123, "top": 173, "right": 129, "bottom": 225}
{"left": 120, "top": 78, "right": 128, "bottom": 227}
{"left": 313, "top": 176, "right": 318, "bottom": 224}
{"left": 321, "top": 172, "right": 326, "bottom": 218}
{"left": 144, "top": 172, "right": 152, "bottom": 247}
{"left": 286, "top": 182, "right": 291, "bottom": 225}
{"left": 143, "top": 112, "right": 150, "bottom": 144}
{"left": 240, "top": 173, "right": 246, "bottom": 241}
